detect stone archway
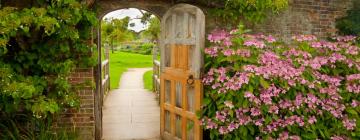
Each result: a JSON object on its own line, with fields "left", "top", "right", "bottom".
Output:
{"left": 97, "top": 0, "right": 173, "bottom": 19}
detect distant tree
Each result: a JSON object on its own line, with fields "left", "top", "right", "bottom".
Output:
{"left": 141, "top": 17, "right": 160, "bottom": 43}
{"left": 102, "top": 17, "right": 135, "bottom": 53}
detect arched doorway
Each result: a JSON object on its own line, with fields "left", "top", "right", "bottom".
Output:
{"left": 95, "top": 3, "right": 205, "bottom": 140}
{"left": 100, "top": 8, "right": 161, "bottom": 140}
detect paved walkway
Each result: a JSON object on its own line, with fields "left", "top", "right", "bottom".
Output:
{"left": 102, "top": 68, "right": 160, "bottom": 140}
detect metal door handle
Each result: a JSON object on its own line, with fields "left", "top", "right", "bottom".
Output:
{"left": 187, "top": 75, "right": 194, "bottom": 85}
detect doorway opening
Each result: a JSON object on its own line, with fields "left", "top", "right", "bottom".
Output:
{"left": 100, "top": 8, "right": 161, "bottom": 140}
{"left": 95, "top": 3, "right": 205, "bottom": 140}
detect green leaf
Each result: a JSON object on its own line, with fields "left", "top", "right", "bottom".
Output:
{"left": 259, "top": 77, "right": 270, "bottom": 88}
{"left": 346, "top": 108, "right": 358, "bottom": 115}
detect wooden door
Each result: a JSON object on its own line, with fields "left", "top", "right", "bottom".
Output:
{"left": 160, "top": 4, "right": 205, "bottom": 140}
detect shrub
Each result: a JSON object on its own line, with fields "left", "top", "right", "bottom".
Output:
{"left": 118, "top": 42, "right": 155, "bottom": 55}
{"left": 137, "top": 43, "right": 155, "bottom": 55}
{"left": 0, "top": 114, "right": 78, "bottom": 140}
{"left": 0, "top": 0, "right": 96, "bottom": 138}
{"left": 201, "top": 25, "right": 360, "bottom": 139}
{"left": 0, "top": 0, "right": 97, "bottom": 118}
{"left": 336, "top": 0, "right": 360, "bottom": 37}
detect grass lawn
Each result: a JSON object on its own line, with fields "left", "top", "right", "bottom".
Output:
{"left": 110, "top": 51, "right": 153, "bottom": 89}
{"left": 143, "top": 70, "right": 153, "bottom": 91}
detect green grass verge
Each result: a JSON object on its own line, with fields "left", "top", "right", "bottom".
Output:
{"left": 143, "top": 70, "right": 153, "bottom": 91}
{"left": 110, "top": 51, "right": 153, "bottom": 89}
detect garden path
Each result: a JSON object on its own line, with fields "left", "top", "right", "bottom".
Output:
{"left": 102, "top": 68, "right": 160, "bottom": 140}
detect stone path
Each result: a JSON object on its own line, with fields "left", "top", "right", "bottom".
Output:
{"left": 102, "top": 68, "right": 160, "bottom": 140}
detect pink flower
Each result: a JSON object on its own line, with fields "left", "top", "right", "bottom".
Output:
{"left": 204, "top": 47, "right": 219, "bottom": 57}
{"left": 334, "top": 35, "right": 357, "bottom": 42}
{"left": 244, "top": 39, "right": 266, "bottom": 48}
{"left": 268, "top": 105, "right": 279, "bottom": 114}
{"left": 227, "top": 122, "right": 239, "bottom": 132}
{"left": 351, "top": 100, "right": 359, "bottom": 107}
{"left": 208, "top": 29, "right": 229, "bottom": 43}
{"left": 254, "top": 118, "right": 264, "bottom": 126}
{"left": 292, "top": 35, "right": 317, "bottom": 42}
{"left": 222, "top": 49, "right": 234, "bottom": 56}
{"left": 294, "top": 94, "right": 303, "bottom": 108}
{"left": 308, "top": 116, "right": 317, "bottom": 124}
{"left": 224, "top": 101, "right": 234, "bottom": 109}
{"left": 206, "top": 119, "right": 217, "bottom": 129}
{"left": 278, "top": 131, "right": 289, "bottom": 140}
{"left": 311, "top": 42, "right": 322, "bottom": 48}
{"left": 223, "top": 38, "right": 233, "bottom": 46}
{"left": 347, "top": 74, "right": 360, "bottom": 81}
{"left": 244, "top": 91, "right": 254, "bottom": 98}
{"left": 289, "top": 135, "right": 301, "bottom": 140}
{"left": 250, "top": 108, "right": 261, "bottom": 116}
{"left": 265, "top": 35, "right": 276, "bottom": 43}
{"left": 211, "top": 82, "right": 221, "bottom": 89}
{"left": 236, "top": 49, "right": 251, "bottom": 57}
{"left": 331, "top": 135, "right": 348, "bottom": 140}
{"left": 342, "top": 117, "right": 356, "bottom": 130}
{"left": 215, "top": 111, "right": 227, "bottom": 122}
{"left": 219, "top": 126, "right": 228, "bottom": 134}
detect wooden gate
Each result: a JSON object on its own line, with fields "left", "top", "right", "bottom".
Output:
{"left": 160, "top": 4, "right": 205, "bottom": 140}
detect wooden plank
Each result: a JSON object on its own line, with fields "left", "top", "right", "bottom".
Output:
{"left": 160, "top": 77, "right": 165, "bottom": 138}
{"left": 164, "top": 38, "right": 196, "bottom": 45}
{"left": 193, "top": 9, "right": 205, "bottom": 79}
{"left": 183, "top": 12, "right": 189, "bottom": 38}
{"left": 101, "top": 59, "right": 109, "bottom": 67}
{"left": 170, "top": 79, "right": 176, "bottom": 136}
{"left": 102, "top": 75, "right": 109, "bottom": 85}
{"left": 194, "top": 79, "right": 203, "bottom": 140}
{"left": 182, "top": 81, "right": 187, "bottom": 140}
{"left": 154, "top": 60, "right": 161, "bottom": 66}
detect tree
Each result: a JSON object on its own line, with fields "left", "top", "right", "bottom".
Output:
{"left": 141, "top": 17, "right": 160, "bottom": 43}
{"left": 102, "top": 17, "right": 135, "bottom": 53}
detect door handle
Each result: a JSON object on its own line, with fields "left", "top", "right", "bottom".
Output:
{"left": 187, "top": 74, "right": 194, "bottom": 85}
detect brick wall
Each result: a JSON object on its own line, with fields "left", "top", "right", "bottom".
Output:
{"left": 57, "top": 68, "right": 95, "bottom": 139}
{"left": 254, "top": 0, "right": 354, "bottom": 41}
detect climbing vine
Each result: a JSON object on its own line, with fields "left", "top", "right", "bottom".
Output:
{"left": 0, "top": 0, "right": 97, "bottom": 120}
{"left": 209, "top": 0, "right": 288, "bottom": 25}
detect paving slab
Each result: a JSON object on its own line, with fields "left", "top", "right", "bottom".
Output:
{"left": 102, "top": 68, "right": 160, "bottom": 140}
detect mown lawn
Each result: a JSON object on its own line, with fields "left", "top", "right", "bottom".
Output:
{"left": 143, "top": 70, "right": 153, "bottom": 91}
{"left": 109, "top": 51, "right": 153, "bottom": 89}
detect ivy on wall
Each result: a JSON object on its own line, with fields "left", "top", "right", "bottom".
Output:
{"left": 0, "top": 0, "right": 97, "bottom": 120}
{"left": 207, "top": 0, "right": 288, "bottom": 25}
{"left": 336, "top": 0, "right": 360, "bottom": 37}
{"left": 173, "top": 0, "right": 288, "bottom": 26}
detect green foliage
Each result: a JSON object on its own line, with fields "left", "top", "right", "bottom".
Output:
{"left": 336, "top": 0, "right": 360, "bottom": 36}
{"left": 143, "top": 70, "right": 153, "bottom": 91}
{"left": 141, "top": 17, "right": 160, "bottom": 42}
{"left": 101, "top": 17, "right": 136, "bottom": 52}
{"left": 118, "top": 42, "right": 155, "bottom": 55}
{"left": 0, "top": 0, "right": 97, "bottom": 138}
{"left": 0, "top": 115, "right": 78, "bottom": 140}
{"left": 203, "top": 0, "right": 288, "bottom": 25}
